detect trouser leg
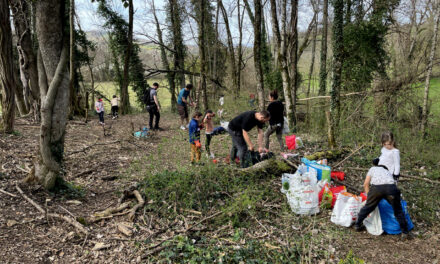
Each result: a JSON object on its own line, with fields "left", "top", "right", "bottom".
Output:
{"left": 99, "top": 112, "right": 104, "bottom": 123}
{"left": 264, "top": 125, "right": 276, "bottom": 150}
{"left": 195, "top": 147, "right": 201, "bottom": 161}
{"left": 275, "top": 126, "right": 284, "bottom": 150}
{"left": 148, "top": 107, "right": 154, "bottom": 129}
{"left": 206, "top": 134, "right": 212, "bottom": 153}
{"left": 190, "top": 144, "right": 195, "bottom": 162}
{"left": 154, "top": 107, "right": 160, "bottom": 128}
{"left": 356, "top": 185, "right": 384, "bottom": 226}
{"left": 385, "top": 186, "right": 408, "bottom": 233}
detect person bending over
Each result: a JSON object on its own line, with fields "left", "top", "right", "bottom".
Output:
{"left": 228, "top": 110, "right": 270, "bottom": 168}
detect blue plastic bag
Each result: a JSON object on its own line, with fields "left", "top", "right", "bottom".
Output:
{"left": 301, "top": 158, "right": 331, "bottom": 181}
{"left": 378, "top": 199, "right": 414, "bottom": 234}
{"left": 134, "top": 127, "right": 149, "bottom": 138}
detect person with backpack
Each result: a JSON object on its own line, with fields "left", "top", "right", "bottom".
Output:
{"left": 145, "top": 83, "right": 162, "bottom": 130}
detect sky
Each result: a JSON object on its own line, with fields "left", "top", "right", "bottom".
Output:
{"left": 75, "top": 0, "right": 316, "bottom": 46}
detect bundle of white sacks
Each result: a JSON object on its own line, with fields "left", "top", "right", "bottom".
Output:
{"left": 281, "top": 165, "right": 383, "bottom": 236}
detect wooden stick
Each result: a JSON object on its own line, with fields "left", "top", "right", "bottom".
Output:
{"left": 16, "top": 184, "right": 45, "bottom": 214}
{"left": 128, "top": 190, "right": 145, "bottom": 221}
{"left": 345, "top": 167, "right": 440, "bottom": 184}
{"left": 47, "top": 213, "right": 88, "bottom": 234}
{"left": 333, "top": 144, "right": 366, "bottom": 168}
{"left": 16, "top": 184, "right": 88, "bottom": 234}
{"left": 0, "top": 188, "right": 17, "bottom": 198}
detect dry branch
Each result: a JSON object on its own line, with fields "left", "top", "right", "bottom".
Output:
{"left": 128, "top": 190, "right": 145, "bottom": 221}
{"left": 90, "top": 201, "right": 131, "bottom": 223}
{"left": 16, "top": 184, "right": 88, "bottom": 234}
{"left": 333, "top": 144, "right": 366, "bottom": 168}
{"left": 0, "top": 188, "right": 18, "bottom": 198}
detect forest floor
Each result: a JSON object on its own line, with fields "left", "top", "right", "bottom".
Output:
{"left": 0, "top": 112, "right": 439, "bottom": 263}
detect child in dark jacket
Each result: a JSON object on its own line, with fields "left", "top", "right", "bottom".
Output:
{"left": 189, "top": 112, "right": 203, "bottom": 163}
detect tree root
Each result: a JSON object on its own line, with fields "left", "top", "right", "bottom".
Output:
{"left": 90, "top": 187, "right": 146, "bottom": 223}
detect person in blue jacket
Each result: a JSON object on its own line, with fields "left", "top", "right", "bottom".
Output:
{"left": 189, "top": 112, "right": 203, "bottom": 163}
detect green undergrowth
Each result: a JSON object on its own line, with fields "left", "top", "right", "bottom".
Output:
{"left": 138, "top": 160, "right": 289, "bottom": 226}
{"left": 137, "top": 162, "right": 344, "bottom": 262}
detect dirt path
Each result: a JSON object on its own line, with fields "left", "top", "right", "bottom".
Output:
{"left": 0, "top": 112, "right": 439, "bottom": 263}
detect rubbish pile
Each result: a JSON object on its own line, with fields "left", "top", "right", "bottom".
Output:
{"left": 281, "top": 157, "right": 414, "bottom": 236}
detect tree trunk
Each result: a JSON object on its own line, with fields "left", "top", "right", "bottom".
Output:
{"left": 198, "top": 0, "right": 208, "bottom": 111}
{"left": 219, "top": 0, "right": 238, "bottom": 98}
{"left": 421, "top": 0, "right": 440, "bottom": 134}
{"left": 253, "top": 0, "right": 265, "bottom": 110}
{"left": 269, "top": 0, "right": 293, "bottom": 129}
{"left": 290, "top": 0, "right": 299, "bottom": 129}
{"left": 307, "top": 1, "right": 319, "bottom": 125}
{"left": 318, "top": 0, "right": 328, "bottom": 95}
{"left": 14, "top": 70, "right": 28, "bottom": 115}
{"left": 0, "top": 0, "right": 16, "bottom": 133}
{"left": 10, "top": 0, "right": 40, "bottom": 118}
{"left": 169, "top": 0, "right": 185, "bottom": 89}
{"left": 33, "top": 0, "right": 70, "bottom": 190}
{"left": 69, "top": 0, "right": 76, "bottom": 118}
{"left": 237, "top": 0, "right": 244, "bottom": 97}
{"left": 329, "top": 0, "right": 344, "bottom": 145}
{"left": 120, "top": 0, "right": 133, "bottom": 114}
{"left": 152, "top": 0, "right": 176, "bottom": 112}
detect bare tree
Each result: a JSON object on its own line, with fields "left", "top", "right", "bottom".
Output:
{"left": 10, "top": 0, "right": 40, "bottom": 118}
{"left": 0, "top": 0, "right": 16, "bottom": 133}
{"left": 269, "top": 0, "right": 293, "bottom": 127}
{"left": 151, "top": 0, "right": 177, "bottom": 112}
{"left": 253, "top": 0, "right": 265, "bottom": 110}
{"left": 421, "top": 0, "right": 440, "bottom": 134}
{"left": 197, "top": 0, "right": 208, "bottom": 110}
{"left": 69, "top": 0, "right": 76, "bottom": 117}
{"left": 120, "top": 0, "right": 133, "bottom": 114}
{"left": 318, "top": 0, "right": 328, "bottom": 95}
{"left": 218, "top": 0, "right": 239, "bottom": 97}
{"left": 31, "top": 0, "right": 70, "bottom": 190}
{"left": 289, "top": 0, "right": 299, "bottom": 128}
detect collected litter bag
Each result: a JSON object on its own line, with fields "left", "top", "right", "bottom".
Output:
{"left": 301, "top": 158, "right": 331, "bottom": 181}
{"left": 331, "top": 192, "right": 362, "bottom": 227}
{"left": 378, "top": 199, "right": 414, "bottom": 235}
{"left": 134, "top": 127, "right": 149, "bottom": 138}
{"left": 284, "top": 167, "right": 320, "bottom": 215}
{"left": 362, "top": 202, "right": 383, "bottom": 236}
{"left": 318, "top": 183, "right": 333, "bottom": 209}
{"left": 286, "top": 135, "right": 296, "bottom": 150}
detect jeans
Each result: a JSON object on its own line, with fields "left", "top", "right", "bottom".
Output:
{"left": 206, "top": 133, "right": 212, "bottom": 153}
{"left": 356, "top": 184, "right": 408, "bottom": 233}
{"left": 111, "top": 106, "right": 118, "bottom": 117}
{"left": 148, "top": 105, "right": 160, "bottom": 129}
{"left": 98, "top": 111, "right": 104, "bottom": 123}
{"left": 264, "top": 124, "right": 284, "bottom": 150}
{"left": 228, "top": 129, "right": 249, "bottom": 168}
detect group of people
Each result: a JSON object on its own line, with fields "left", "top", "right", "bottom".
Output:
{"left": 95, "top": 95, "right": 120, "bottom": 125}
{"left": 96, "top": 83, "right": 412, "bottom": 237}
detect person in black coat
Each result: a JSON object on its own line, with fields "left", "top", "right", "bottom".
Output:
{"left": 264, "top": 90, "right": 285, "bottom": 151}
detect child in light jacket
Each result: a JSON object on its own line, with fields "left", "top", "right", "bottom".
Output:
{"left": 379, "top": 131, "right": 400, "bottom": 182}
{"left": 95, "top": 97, "right": 105, "bottom": 125}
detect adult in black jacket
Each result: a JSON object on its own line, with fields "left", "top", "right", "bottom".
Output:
{"left": 228, "top": 110, "right": 270, "bottom": 168}
{"left": 264, "top": 90, "right": 285, "bottom": 151}
{"left": 147, "top": 83, "right": 161, "bottom": 130}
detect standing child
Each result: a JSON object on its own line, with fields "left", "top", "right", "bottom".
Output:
{"left": 189, "top": 112, "right": 203, "bottom": 163}
{"left": 95, "top": 97, "right": 105, "bottom": 125}
{"left": 111, "top": 95, "right": 119, "bottom": 119}
{"left": 378, "top": 131, "right": 400, "bottom": 182}
{"left": 264, "top": 90, "right": 285, "bottom": 152}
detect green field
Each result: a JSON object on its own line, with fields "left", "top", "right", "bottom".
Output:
{"left": 94, "top": 81, "right": 172, "bottom": 113}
